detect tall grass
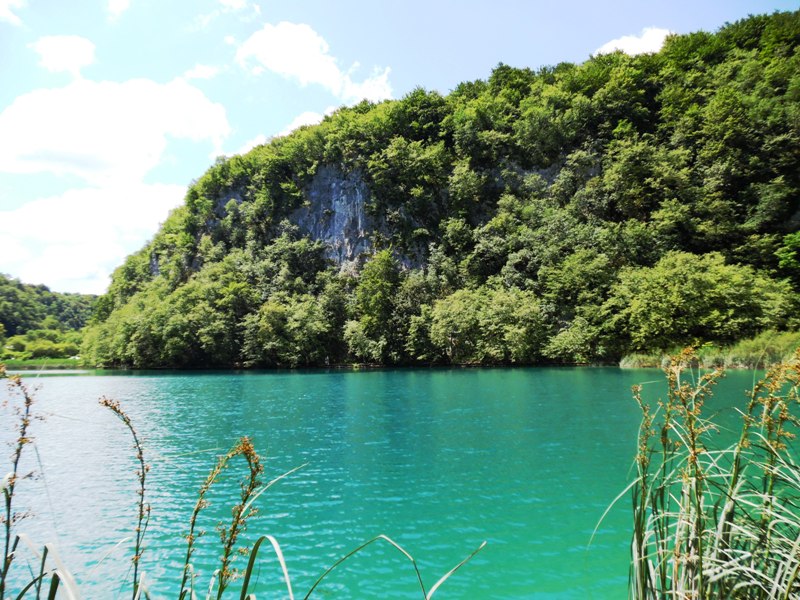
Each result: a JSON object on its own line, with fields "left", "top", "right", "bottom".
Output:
{"left": 1, "top": 365, "right": 36, "bottom": 600}
{"left": 629, "top": 347, "right": 800, "bottom": 599}
{"left": 99, "top": 397, "right": 150, "bottom": 600}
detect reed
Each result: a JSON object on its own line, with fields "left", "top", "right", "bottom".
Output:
{"left": 0, "top": 365, "right": 37, "bottom": 600}
{"left": 177, "top": 436, "right": 267, "bottom": 599}
{"left": 99, "top": 397, "right": 150, "bottom": 600}
{"left": 629, "top": 347, "right": 800, "bottom": 599}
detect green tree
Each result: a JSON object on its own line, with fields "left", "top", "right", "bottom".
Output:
{"left": 776, "top": 231, "right": 800, "bottom": 284}
{"left": 428, "top": 286, "right": 546, "bottom": 364}
{"left": 603, "top": 251, "right": 794, "bottom": 353}
{"left": 242, "top": 293, "right": 330, "bottom": 367}
{"left": 347, "top": 250, "right": 401, "bottom": 362}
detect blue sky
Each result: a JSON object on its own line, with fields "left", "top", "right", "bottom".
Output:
{"left": 0, "top": 0, "right": 796, "bottom": 294}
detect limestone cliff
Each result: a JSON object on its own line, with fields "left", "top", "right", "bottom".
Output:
{"left": 289, "top": 165, "right": 374, "bottom": 270}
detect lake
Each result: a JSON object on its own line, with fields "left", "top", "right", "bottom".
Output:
{"left": 1, "top": 366, "right": 760, "bottom": 598}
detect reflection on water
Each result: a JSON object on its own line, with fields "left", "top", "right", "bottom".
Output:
{"left": 0, "top": 367, "right": 759, "bottom": 598}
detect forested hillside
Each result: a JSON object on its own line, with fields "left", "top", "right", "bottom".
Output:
{"left": 84, "top": 11, "right": 800, "bottom": 368}
{"left": 0, "top": 274, "right": 95, "bottom": 359}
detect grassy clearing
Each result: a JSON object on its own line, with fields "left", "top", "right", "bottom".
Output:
{"left": 620, "top": 330, "right": 800, "bottom": 369}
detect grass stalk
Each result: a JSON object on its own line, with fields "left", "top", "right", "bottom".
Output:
{"left": 629, "top": 348, "right": 800, "bottom": 599}
{"left": 178, "top": 438, "right": 269, "bottom": 600}
{"left": 301, "top": 534, "right": 486, "bottom": 600}
{"left": 99, "top": 397, "right": 150, "bottom": 600}
{"left": 215, "top": 438, "right": 263, "bottom": 599}
{"left": 1, "top": 366, "right": 36, "bottom": 600}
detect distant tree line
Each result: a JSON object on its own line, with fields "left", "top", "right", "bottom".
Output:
{"left": 0, "top": 274, "right": 95, "bottom": 359}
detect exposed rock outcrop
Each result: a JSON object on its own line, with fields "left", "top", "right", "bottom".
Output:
{"left": 290, "top": 165, "right": 375, "bottom": 271}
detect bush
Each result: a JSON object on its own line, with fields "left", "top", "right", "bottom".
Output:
{"left": 605, "top": 251, "right": 795, "bottom": 353}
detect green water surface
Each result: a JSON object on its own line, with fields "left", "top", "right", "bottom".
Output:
{"left": 3, "top": 367, "right": 761, "bottom": 598}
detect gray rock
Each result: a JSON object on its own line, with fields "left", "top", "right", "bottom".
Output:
{"left": 290, "top": 165, "right": 375, "bottom": 268}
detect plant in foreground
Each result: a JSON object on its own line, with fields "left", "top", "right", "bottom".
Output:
{"left": 629, "top": 347, "right": 800, "bottom": 599}
{"left": 99, "top": 397, "right": 150, "bottom": 600}
{"left": 1, "top": 367, "right": 80, "bottom": 599}
{"left": 0, "top": 365, "right": 37, "bottom": 600}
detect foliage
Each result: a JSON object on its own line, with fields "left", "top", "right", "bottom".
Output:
{"left": 0, "top": 274, "right": 94, "bottom": 338}
{"left": 776, "top": 231, "right": 800, "bottom": 282}
{"left": 82, "top": 10, "right": 800, "bottom": 368}
{"left": 2, "top": 329, "right": 82, "bottom": 361}
{"left": 603, "top": 251, "right": 795, "bottom": 352}
{"left": 346, "top": 249, "right": 401, "bottom": 362}
{"left": 423, "top": 285, "right": 546, "bottom": 364}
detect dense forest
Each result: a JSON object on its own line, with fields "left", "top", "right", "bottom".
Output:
{"left": 83, "top": 11, "right": 800, "bottom": 368}
{"left": 0, "top": 274, "right": 95, "bottom": 360}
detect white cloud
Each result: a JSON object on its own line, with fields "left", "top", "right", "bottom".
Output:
{"left": 278, "top": 111, "right": 325, "bottom": 136}
{"left": 342, "top": 67, "right": 392, "bottom": 103}
{"left": 192, "top": 0, "right": 259, "bottom": 30}
{"left": 0, "top": 78, "right": 230, "bottom": 185}
{"left": 235, "top": 107, "right": 336, "bottom": 154}
{"left": 29, "top": 35, "right": 96, "bottom": 78}
{"left": 0, "top": 0, "right": 25, "bottom": 26}
{"left": 594, "top": 27, "right": 672, "bottom": 56}
{"left": 183, "top": 63, "right": 221, "bottom": 80}
{"left": 191, "top": 12, "right": 216, "bottom": 30}
{"left": 237, "top": 23, "right": 340, "bottom": 88}
{"left": 278, "top": 106, "right": 338, "bottom": 136}
{"left": 108, "top": 0, "right": 130, "bottom": 20}
{"left": 0, "top": 183, "right": 186, "bottom": 294}
{"left": 236, "top": 134, "right": 270, "bottom": 155}
{"left": 236, "top": 21, "right": 393, "bottom": 103}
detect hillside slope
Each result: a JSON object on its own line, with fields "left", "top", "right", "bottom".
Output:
{"left": 85, "top": 11, "right": 800, "bottom": 368}
{"left": 0, "top": 274, "right": 95, "bottom": 360}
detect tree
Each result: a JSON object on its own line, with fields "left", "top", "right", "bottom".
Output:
{"left": 242, "top": 293, "right": 330, "bottom": 367}
{"left": 347, "top": 250, "right": 401, "bottom": 363}
{"left": 428, "top": 286, "right": 546, "bottom": 364}
{"left": 603, "top": 251, "right": 794, "bottom": 353}
{"left": 776, "top": 231, "right": 800, "bottom": 284}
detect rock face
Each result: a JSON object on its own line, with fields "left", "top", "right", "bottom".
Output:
{"left": 290, "top": 165, "right": 375, "bottom": 270}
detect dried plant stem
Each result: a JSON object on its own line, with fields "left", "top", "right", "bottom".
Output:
{"left": 178, "top": 437, "right": 264, "bottom": 600}
{"left": 179, "top": 440, "right": 246, "bottom": 599}
{"left": 216, "top": 437, "right": 263, "bottom": 599}
{"left": 100, "top": 397, "right": 150, "bottom": 600}
{"left": 1, "top": 368, "right": 35, "bottom": 600}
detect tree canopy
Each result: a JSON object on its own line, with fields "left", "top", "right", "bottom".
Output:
{"left": 83, "top": 11, "right": 800, "bottom": 368}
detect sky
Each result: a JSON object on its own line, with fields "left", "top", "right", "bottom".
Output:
{"left": 0, "top": 0, "right": 796, "bottom": 295}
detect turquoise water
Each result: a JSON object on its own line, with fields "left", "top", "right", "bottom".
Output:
{"left": 2, "top": 367, "right": 760, "bottom": 598}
